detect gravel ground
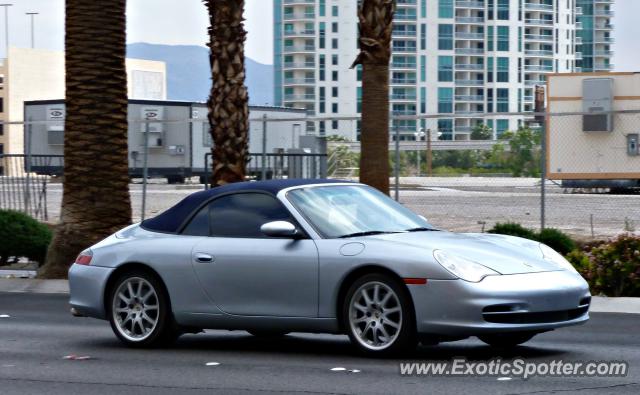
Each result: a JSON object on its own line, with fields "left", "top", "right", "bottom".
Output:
{"left": 10, "top": 177, "right": 640, "bottom": 238}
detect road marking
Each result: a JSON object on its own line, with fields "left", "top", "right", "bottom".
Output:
{"left": 0, "top": 314, "right": 10, "bottom": 318}
{"left": 497, "top": 377, "right": 512, "bottom": 381}
{"left": 330, "top": 367, "right": 346, "bottom": 371}
{"left": 205, "top": 362, "right": 220, "bottom": 366}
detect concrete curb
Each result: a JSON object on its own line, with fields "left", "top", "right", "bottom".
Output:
{"left": 1, "top": 278, "right": 639, "bottom": 314}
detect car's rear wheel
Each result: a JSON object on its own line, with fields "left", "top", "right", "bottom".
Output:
{"left": 343, "top": 274, "right": 416, "bottom": 356}
{"left": 478, "top": 332, "right": 537, "bottom": 348}
{"left": 108, "top": 270, "right": 178, "bottom": 347}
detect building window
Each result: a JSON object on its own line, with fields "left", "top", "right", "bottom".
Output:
{"left": 487, "top": 26, "right": 494, "bottom": 51}
{"left": 319, "top": 0, "right": 325, "bottom": 17}
{"left": 331, "top": 38, "right": 338, "bottom": 49}
{"left": 438, "top": 119, "right": 453, "bottom": 140}
{"left": 487, "top": 57, "right": 494, "bottom": 83}
{"left": 420, "top": 24, "right": 426, "bottom": 50}
{"left": 319, "top": 87, "right": 326, "bottom": 113}
{"left": 332, "top": 103, "right": 338, "bottom": 113}
{"left": 420, "top": 87, "right": 427, "bottom": 114}
{"left": 319, "top": 22, "right": 326, "bottom": 49}
{"left": 319, "top": 121, "right": 326, "bottom": 136}
{"left": 357, "top": 87, "right": 362, "bottom": 113}
{"left": 356, "top": 65, "right": 362, "bottom": 82}
{"left": 332, "top": 87, "right": 338, "bottom": 97}
{"left": 332, "top": 120, "right": 338, "bottom": 130}
{"left": 319, "top": 55, "right": 326, "bottom": 81}
{"left": 497, "top": 26, "right": 509, "bottom": 51}
{"left": 332, "top": 22, "right": 338, "bottom": 33}
{"left": 487, "top": 88, "right": 494, "bottom": 112}
{"left": 438, "top": 56, "right": 453, "bottom": 82}
{"left": 332, "top": 71, "right": 338, "bottom": 81}
{"left": 421, "top": 0, "right": 427, "bottom": 18}
{"left": 496, "top": 119, "right": 509, "bottom": 137}
{"left": 332, "top": 54, "right": 338, "bottom": 65}
{"left": 497, "top": 0, "right": 509, "bottom": 20}
{"left": 497, "top": 88, "right": 509, "bottom": 112}
{"left": 332, "top": 5, "right": 338, "bottom": 17}
{"left": 438, "top": 87, "right": 453, "bottom": 113}
{"left": 438, "top": 24, "right": 453, "bottom": 50}
{"left": 488, "top": 0, "right": 494, "bottom": 20}
{"left": 420, "top": 55, "right": 426, "bottom": 82}
{"left": 497, "top": 57, "right": 509, "bottom": 82}
{"left": 438, "top": 0, "right": 453, "bottom": 18}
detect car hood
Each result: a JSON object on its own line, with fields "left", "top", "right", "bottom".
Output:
{"left": 365, "top": 231, "right": 562, "bottom": 275}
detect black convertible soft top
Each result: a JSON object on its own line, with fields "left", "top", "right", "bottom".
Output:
{"left": 140, "top": 179, "right": 350, "bottom": 234}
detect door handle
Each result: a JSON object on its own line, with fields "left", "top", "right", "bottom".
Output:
{"left": 194, "top": 253, "right": 214, "bottom": 263}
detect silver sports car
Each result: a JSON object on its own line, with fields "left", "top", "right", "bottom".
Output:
{"left": 69, "top": 180, "right": 590, "bottom": 355}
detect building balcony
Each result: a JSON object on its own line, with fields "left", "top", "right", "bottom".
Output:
{"left": 392, "top": 110, "right": 417, "bottom": 116}
{"left": 525, "top": 18, "right": 554, "bottom": 26}
{"left": 524, "top": 49, "right": 554, "bottom": 57}
{"left": 455, "top": 0, "right": 484, "bottom": 9}
{"left": 524, "top": 64, "right": 553, "bottom": 72}
{"left": 283, "top": 0, "right": 315, "bottom": 4}
{"left": 391, "top": 62, "right": 417, "bottom": 69}
{"left": 594, "top": 36, "right": 614, "bottom": 43}
{"left": 594, "top": 50, "right": 613, "bottom": 56}
{"left": 525, "top": 80, "right": 546, "bottom": 86}
{"left": 594, "top": 9, "right": 614, "bottom": 17}
{"left": 391, "top": 78, "right": 417, "bottom": 85}
{"left": 455, "top": 95, "right": 484, "bottom": 102}
{"left": 524, "top": 2, "right": 554, "bottom": 12}
{"left": 524, "top": 34, "right": 553, "bottom": 42}
{"left": 395, "top": 13, "right": 418, "bottom": 21}
{"left": 393, "top": 30, "right": 418, "bottom": 38}
{"left": 596, "top": 24, "right": 614, "bottom": 30}
{"left": 392, "top": 46, "right": 417, "bottom": 53}
{"left": 283, "top": 13, "right": 315, "bottom": 21}
{"left": 455, "top": 32, "right": 484, "bottom": 40}
{"left": 283, "top": 45, "right": 315, "bottom": 53}
{"left": 455, "top": 79, "right": 484, "bottom": 86}
{"left": 455, "top": 16, "right": 485, "bottom": 24}
{"left": 283, "top": 78, "right": 316, "bottom": 85}
{"left": 283, "top": 62, "right": 315, "bottom": 69}
{"left": 594, "top": 64, "right": 615, "bottom": 71}
{"left": 283, "top": 29, "right": 315, "bottom": 37}
{"left": 284, "top": 94, "right": 315, "bottom": 102}
{"left": 455, "top": 63, "right": 484, "bottom": 71}
{"left": 397, "top": 0, "right": 418, "bottom": 5}
{"left": 455, "top": 47, "right": 485, "bottom": 55}
{"left": 390, "top": 94, "right": 417, "bottom": 101}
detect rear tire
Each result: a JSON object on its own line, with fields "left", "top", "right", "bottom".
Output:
{"left": 478, "top": 332, "right": 536, "bottom": 348}
{"left": 107, "top": 270, "right": 179, "bottom": 348}
{"left": 343, "top": 273, "right": 417, "bottom": 356}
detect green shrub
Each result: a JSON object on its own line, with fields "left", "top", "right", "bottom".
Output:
{"left": 488, "top": 222, "right": 538, "bottom": 241}
{"left": 537, "top": 228, "right": 577, "bottom": 256}
{"left": 0, "top": 210, "right": 52, "bottom": 266}
{"left": 567, "top": 234, "right": 640, "bottom": 297}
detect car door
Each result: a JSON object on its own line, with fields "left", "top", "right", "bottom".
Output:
{"left": 187, "top": 192, "right": 319, "bottom": 317}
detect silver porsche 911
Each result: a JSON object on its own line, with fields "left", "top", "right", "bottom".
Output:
{"left": 68, "top": 180, "right": 590, "bottom": 355}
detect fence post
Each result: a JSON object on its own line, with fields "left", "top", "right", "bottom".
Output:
{"left": 394, "top": 122, "right": 400, "bottom": 201}
{"left": 25, "top": 117, "right": 33, "bottom": 214}
{"left": 141, "top": 119, "right": 149, "bottom": 221}
{"left": 535, "top": 86, "right": 546, "bottom": 230}
{"left": 261, "top": 114, "right": 267, "bottom": 180}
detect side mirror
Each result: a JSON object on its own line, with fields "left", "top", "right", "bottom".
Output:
{"left": 260, "top": 221, "right": 300, "bottom": 238}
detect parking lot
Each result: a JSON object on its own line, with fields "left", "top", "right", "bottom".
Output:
{"left": 36, "top": 177, "right": 640, "bottom": 238}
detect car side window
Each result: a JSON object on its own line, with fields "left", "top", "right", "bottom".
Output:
{"left": 181, "top": 204, "right": 210, "bottom": 236}
{"left": 208, "top": 193, "right": 295, "bottom": 238}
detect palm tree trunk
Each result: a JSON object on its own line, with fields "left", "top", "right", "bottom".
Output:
{"left": 40, "top": 0, "right": 131, "bottom": 279}
{"left": 204, "top": 0, "right": 250, "bottom": 186}
{"left": 352, "top": 0, "right": 395, "bottom": 195}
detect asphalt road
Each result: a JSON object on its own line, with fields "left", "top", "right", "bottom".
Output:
{"left": 1, "top": 293, "right": 639, "bottom": 394}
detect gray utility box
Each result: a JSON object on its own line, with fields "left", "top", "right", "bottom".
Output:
{"left": 582, "top": 78, "right": 614, "bottom": 132}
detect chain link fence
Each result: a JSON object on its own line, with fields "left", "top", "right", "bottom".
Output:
{"left": 2, "top": 109, "right": 639, "bottom": 239}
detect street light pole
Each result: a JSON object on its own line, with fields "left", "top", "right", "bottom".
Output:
{"left": 414, "top": 128, "right": 425, "bottom": 177}
{"left": 0, "top": 4, "right": 11, "bottom": 56}
{"left": 26, "top": 12, "right": 38, "bottom": 49}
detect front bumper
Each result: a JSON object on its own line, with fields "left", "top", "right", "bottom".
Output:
{"left": 68, "top": 263, "right": 114, "bottom": 320}
{"left": 409, "top": 270, "right": 591, "bottom": 337}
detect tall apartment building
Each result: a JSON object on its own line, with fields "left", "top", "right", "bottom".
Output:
{"left": 576, "top": 0, "right": 614, "bottom": 72}
{"left": 274, "top": 0, "right": 614, "bottom": 141}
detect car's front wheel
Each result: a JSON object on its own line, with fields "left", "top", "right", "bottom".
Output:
{"left": 343, "top": 274, "right": 416, "bottom": 356}
{"left": 108, "top": 270, "right": 178, "bottom": 347}
{"left": 478, "top": 332, "right": 537, "bottom": 348}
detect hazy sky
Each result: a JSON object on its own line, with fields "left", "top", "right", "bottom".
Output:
{"left": 5, "top": 0, "right": 639, "bottom": 70}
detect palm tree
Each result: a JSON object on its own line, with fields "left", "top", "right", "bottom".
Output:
{"left": 40, "top": 0, "right": 131, "bottom": 278}
{"left": 352, "top": 0, "right": 396, "bottom": 194}
{"left": 203, "top": 0, "right": 250, "bottom": 186}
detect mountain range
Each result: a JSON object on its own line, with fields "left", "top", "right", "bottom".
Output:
{"left": 126, "top": 42, "right": 274, "bottom": 106}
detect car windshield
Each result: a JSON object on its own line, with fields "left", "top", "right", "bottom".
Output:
{"left": 286, "top": 185, "right": 434, "bottom": 238}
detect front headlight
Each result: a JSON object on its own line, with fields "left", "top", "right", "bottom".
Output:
{"left": 539, "top": 244, "right": 577, "bottom": 272}
{"left": 433, "top": 250, "right": 499, "bottom": 282}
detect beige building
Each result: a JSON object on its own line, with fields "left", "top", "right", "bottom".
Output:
{"left": 547, "top": 72, "right": 640, "bottom": 181}
{"left": 0, "top": 47, "right": 166, "bottom": 155}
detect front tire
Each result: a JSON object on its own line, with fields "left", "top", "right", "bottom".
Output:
{"left": 108, "top": 270, "right": 178, "bottom": 347}
{"left": 343, "top": 273, "right": 417, "bottom": 356}
{"left": 478, "top": 332, "right": 537, "bottom": 348}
